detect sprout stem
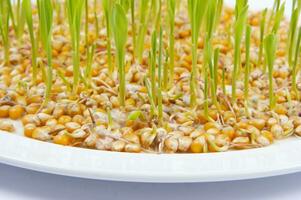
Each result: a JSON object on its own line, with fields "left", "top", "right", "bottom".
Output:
{"left": 264, "top": 33, "right": 277, "bottom": 110}
{"left": 257, "top": 8, "right": 267, "bottom": 67}
{"left": 102, "top": 0, "right": 113, "bottom": 75}
{"left": 292, "top": 27, "right": 301, "bottom": 100}
{"left": 244, "top": 25, "right": 251, "bottom": 117}
{"left": 112, "top": 3, "right": 128, "bottom": 107}
{"left": 23, "top": 0, "right": 38, "bottom": 82}
{"left": 168, "top": 0, "right": 175, "bottom": 89}
{"left": 232, "top": 5, "right": 248, "bottom": 104}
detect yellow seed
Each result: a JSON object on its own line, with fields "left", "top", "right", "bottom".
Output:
{"left": 267, "top": 118, "right": 277, "bottom": 128}
{"left": 261, "top": 130, "right": 274, "bottom": 143}
{"left": 206, "top": 128, "right": 220, "bottom": 135}
{"left": 123, "top": 132, "right": 140, "bottom": 144}
{"left": 270, "top": 124, "right": 283, "bottom": 139}
{"left": 164, "top": 137, "right": 179, "bottom": 153}
{"left": 221, "top": 126, "right": 235, "bottom": 140}
{"left": 111, "top": 140, "right": 126, "bottom": 152}
{"left": 32, "top": 127, "right": 51, "bottom": 141}
{"left": 190, "top": 136, "right": 206, "bottom": 153}
{"left": 9, "top": 105, "right": 24, "bottom": 120}
{"left": 0, "top": 120, "right": 15, "bottom": 132}
{"left": 274, "top": 104, "right": 287, "bottom": 115}
{"left": 58, "top": 115, "right": 72, "bottom": 125}
{"left": 24, "top": 123, "right": 36, "bottom": 137}
{"left": 72, "top": 115, "right": 84, "bottom": 125}
{"left": 124, "top": 143, "right": 141, "bottom": 153}
{"left": 178, "top": 136, "right": 192, "bottom": 152}
{"left": 65, "top": 122, "right": 81, "bottom": 132}
{"left": 53, "top": 132, "right": 73, "bottom": 145}
{"left": 204, "top": 122, "right": 217, "bottom": 131}
{"left": 26, "top": 104, "right": 40, "bottom": 114}
{"left": 0, "top": 105, "right": 10, "bottom": 118}
{"left": 249, "top": 118, "right": 266, "bottom": 130}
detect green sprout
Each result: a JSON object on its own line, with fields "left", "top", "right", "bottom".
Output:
{"left": 257, "top": 8, "right": 267, "bottom": 66}
{"left": 37, "top": 0, "right": 53, "bottom": 105}
{"left": 0, "top": 0, "right": 11, "bottom": 64}
{"left": 112, "top": 3, "right": 128, "bottom": 107}
{"left": 222, "top": 67, "right": 226, "bottom": 94}
{"left": 167, "top": 0, "right": 175, "bottom": 89}
{"left": 23, "top": 0, "right": 38, "bottom": 83}
{"left": 267, "top": 0, "right": 280, "bottom": 30}
{"left": 144, "top": 77, "right": 156, "bottom": 117}
{"left": 12, "top": 0, "right": 25, "bottom": 42}
{"left": 130, "top": 0, "right": 136, "bottom": 61}
{"left": 231, "top": 5, "right": 248, "bottom": 104}
{"left": 102, "top": 0, "right": 114, "bottom": 74}
{"left": 136, "top": 0, "right": 150, "bottom": 63}
{"left": 94, "top": 0, "right": 99, "bottom": 40}
{"left": 150, "top": 30, "right": 157, "bottom": 103}
{"left": 288, "top": 0, "right": 301, "bottom": 69}
{"left": 271, "top": 3, "right": 285, "bottom": 34}
{"left": 292, "top": 27, "right": 301, "bottom": 100}
{"left": 244, "top": 25, "right": 251, "bottom": 117}
{"left": 187, "top": 0, "right": 208, "bottom": 107}
{"left": 235, "top": 0, "right": 248, "bottom": 19}
{"left": 264, "top": 33, "right": 277, "bottom": 110}
{"left": 84, "top": 44, "right": 96, "bottom": 87}
{"left": 157, "top": 27, "right": 163, "bottom": 124}
{"left": 66, "top": 0, "right": 84, "bottom": 94}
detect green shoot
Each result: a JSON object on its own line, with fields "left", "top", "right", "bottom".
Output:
{"left": 288, "top": 1, "right": 301, "bottom": 69}
{"left": 37, "top": 0, "right": 53, "bottom": 105}
{"left": 157, "top": 27, "right": 163, "bottom": 125}
{"left": 84, "top": 44, "right": 96, "bottom": 87}
{"left": 267, "top": 0, "right": 280, "bottom": 30}
{"left": 130, "top": 0, "right": 136, "bottom": 61}
{"left": 23, "top": 0, "right": 38, "bottom": 82}
{"left": 94, "top": 1, "right": 99, "bottom": 40}
{"left": 102, "top": 0, "right": 113, "bottom": 74}
{"left": 57, "top": 69, "right": 72, "bottom": 91}
{"left": 150, "top": 31, "right": 157, "bottom": 103}
{"left": 244, "top": 25, "right": 251, "bottom": 117}
{"left": 163, "top": 50, "right": 169, "bottom": 90}
{"left": 167, "top": 0, "right": 175, "bottom": 89}
{"left": 231, "top": 5, "right": 248, "bottom": 104}
{"left": 112, "top": 3, "right": 128, "bottom": 107}
{"left": 136, "top": 0, "right": 150, "bottom": 63}
{"left": 214, "top": 0, "right": 224, "bottom": 31}
{"left": 144, "top": 77, "right": 156, "bottom": 117}
{"left": 257, "top": 8, "right": 267, "bottom": 66}
{"left": 204, "top": 67, "right": 209, "bottom": 118}
{"left": 0, "top": 0, "right": 10, "bottom": 64}
{"left": 154, "top": 0, "right": 162, "bottom": 31}
{"left": 222, "top": 67, "right": 226, "bottom": 94}
{"left": 85, "top": 0, "right": 89, "bottom": 46}
{"left": 292, "top": 27, "right": 301, "bottom": 100}
{"left": 127, "top": 110, "right": 143, "bottom": 121}
{"left": 235, "top": 0, "right": 248, "bottom": 19}
{"left": 66, "top": 0, "right": 84, "bottom": 94}
{"left": 16, "top": 0, "right": 25, "bottom": 41}
{"left": 187, "top": 0, "right": 208, "bottom": 107}
{"left": 264, "top": 33, "right": 277, "bottom": 110}
{"left": 54, "top": 0, "right": 62, "bottom": 24}
{"left": 271, "top": 3, "right": 285, "bottom": 34}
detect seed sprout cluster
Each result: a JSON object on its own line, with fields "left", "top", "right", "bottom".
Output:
{"left": 0, "top": 0, "right": 301, "bottom": 153}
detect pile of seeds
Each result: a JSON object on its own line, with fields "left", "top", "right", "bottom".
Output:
{"left": 0, "top": 0, "right": 301, "bottom": 153}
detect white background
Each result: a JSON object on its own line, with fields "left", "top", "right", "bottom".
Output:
{"left": 1, "top": 0, "right": 299, "bottom": 199}
{"left": 0, "top": 163, "right": 301, "bottom": 200}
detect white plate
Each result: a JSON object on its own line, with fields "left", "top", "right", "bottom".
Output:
{"left": 0, "top": 0, "right": 299, "bottom": 183}
{"left": 1, "top": 130, "right": 301, "bottom": 183}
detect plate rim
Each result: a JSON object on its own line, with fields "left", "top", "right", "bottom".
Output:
{"left": 1, "top": 132, "right": 301, "bottom": 183}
